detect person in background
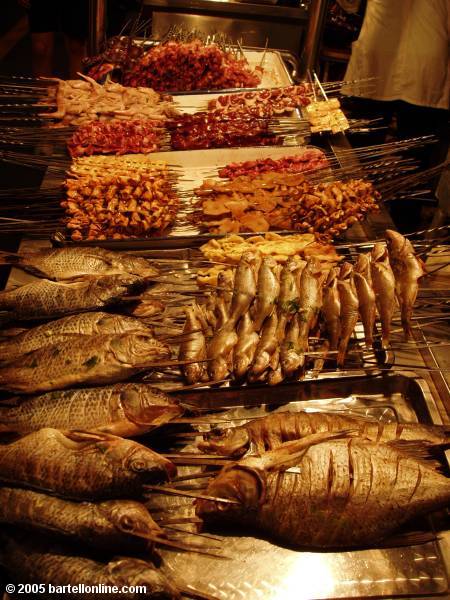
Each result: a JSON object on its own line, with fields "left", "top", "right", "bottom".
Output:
{"left": 18, "top": 0, "right": 89, "bottom": 78}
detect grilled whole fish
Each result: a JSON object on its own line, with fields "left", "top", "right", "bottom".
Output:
{"left": 0, "top": 487, "right": 164, "bottom": 553}
{"left": 199, "top": 410, "right": 450, "bottom": 457}
{"left": 0, "top": 333, "right": 170, "bottom": 394}
{"left": 0, "top": 246, "right": 159, "bottom": 280}
{"left": 0, "top": 312, "right": 151, "bottom": 362}
{"left": 337, "top": 262, "right": 359, "bottom": 367}
{"left": 233, "top": 312, "right": 259, "bottom": 379}
{"left": 321, "top": 268, "right": 341, "bottom": 350}
{"left": 0, "top": 428, "right": 176, "bottom": 500}
{"left": 179, "top": 305, "right": 208, "bottom": 384}
{"left": 280, "top": 315, "right": 302, "bottom": 377}
{"left": 251, "top": 257, "right": 280, "bottom": 332}
{"left": 354, "top": 254, "right": 376, "bottom": 347}
{"left": 207, "top": 325, "right": 238, "bottom": 381}
{"left": 0, "top": 533, "right": 180, "bottom": 599}
{"left": 0, "top": 274, "right": 145, "bottom": 321}
{"left": 371, "top": 243, "right": 396, "bottom": 348}
{"left": 250, "top": 311, "right": 278, "bottom": 377}
{"left": 0, "top": 383, "right": 182, "bottom": 437}
{"left": 229, "top": 251, "right": 257, "bottom": 326}
{"left": 385, "top": 230, "right": 426, "bottom": 340}
{"left": 297, "top": 259, "right": 324, "bottom": 367}
{"left": 197, "top": 433, "right": 450, "bottom": 548}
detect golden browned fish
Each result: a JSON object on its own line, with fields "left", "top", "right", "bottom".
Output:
{"left": 179, "top": 304, "right": 208, "bottom": 384}
{"left": 354, "top": 253, "right": 376, "bottom": 347}
{"left": 0, "top": 246, "right": 159, "bottom": 280}
{"left": 321, "top": 267, "right": 341, "bottom": 350}
{"left": 0, "top": 274, "right": 145, "bottom": 321}
{"left": 371, "top": 242, "right": 396, "bottom": 348}
{"left": 0, "top": 428, "right": 176, "bottom": 500}
{"left": 233, "top": 312, "right": 259, "bottom": 379}
{"left": 0, "top": 383, "right": 182, "bottom": 437}
{"left": 197, "top": 433, "right": 450, "bottom": 548}
{"left": 250, "top": 311, "right": 279, "bottom": 377}
{"left": 337, "top": 262, "right": 359, "bottom": 367}
{"left": 229, "top": 251, "right": 257, "bottom": 326}
{"left": 251, "top": 256, "right": 280, "bottom": 332}
{"left": 385, "top": 230, "right": 426, "bottom": 340}
{"left": 296, "top": 258, "right": 324, "bottom": 367}
{"left": 280, "top": 314, "right": 302, "bottom": 377}
{"left": 199, "top": 410, "right": 450, "bottom": 457}
{"left": 0, "top": 332, "right": 170, "bottom": 394}
{"left": 0, "top": 532, "right": 181, "bottom": 599}
{"left": 0, "top": 312, "right": 151, "bottom": 362}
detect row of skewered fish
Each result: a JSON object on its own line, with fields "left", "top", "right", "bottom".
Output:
{"left": 180, "top": 229, "right": 426, "bottom": 384}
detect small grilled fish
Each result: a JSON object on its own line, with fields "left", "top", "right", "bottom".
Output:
{"left": 337, "top": 262, "right": 359, "bottom": 367}
{"left": 354, "top": 254, "right": 376, "bottom": 347}
{"left": 197, "top": 433, "right": 450, "bottom": 548}
{"left": 0, "top": 312, "right": 151, "bottom": 362}
{"left": 233, "top": 312, "right": 259, "bottom": 379}
{"left": 0, "top": 428, "right": 176, "bottom": 500}
{"left": 371, "top": 242, "right": 396, "bottom": 348}
{"left": 297, "top": 259, "right": 324, "bottom": 367}
{"left": 250, "top": 311, "right": 278, "bottom": 377}
{"left": 251, "top": 257, "right": 280, "bottom": 332}
{"left": 0, "top": 533, "right": 180, "bottom": 599}
{"left": 0, "top": 246, "right": 159, "bottom": 280}
{"left": 0, "top": 487, "right": 164, "bottom": 553}
{"left": 229, "top": 251, "right": 257, "bottom": 326}
{"left": 0, "top": 274, "right": 145, "bottom": 321}
{"left": 199, "top": 410, "right": 450, "bottom": 457}
{"left": 179, "top": 305, "right": 208, "bottom": 384}
{"left": 0, "top": 383, "right": 182, "bottom": 437}
{"left": 217, "top": 270, "right": 234, "bottom": 315}
{"left": 207, "top": 324, "right": 238, "bottom": 381}
{"left": 385, "top": 230, "right": 426, "bottom": 340}
{"left": 0, "top": 333, "right": 171, "bottom": 394}
{"left": 321, "top": 267, "right": 341, "bottom": 350}
{"left": 280, "top": 315, "right": 302, "bottom": 377}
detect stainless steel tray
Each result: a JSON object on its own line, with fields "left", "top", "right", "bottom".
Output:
{"left": 148, "top": 372, "right": 449, "bottom": 599}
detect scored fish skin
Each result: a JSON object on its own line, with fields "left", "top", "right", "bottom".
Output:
{"left": 2, "top": 246, "right": 159, "bottom": 280}
{"left": 199, "top": 410, "right": 450, "bottom": 457}
{"left": 0, "top": 274, "right": 145, "bottom": 321}
{"left": 233, "top": 312, "right": 260, "bottom": 380}
{"left": 0, "top": 312, "right": 151, "bottom": 362}
{"left": 0, "top": 487, "right": 163, "bottom": 553}
{"left": 337, "top": 262, "right": 359, "bottom": 367}
{"left": 229, "top": 251, "right": 257, "bottom": 326}
{"left": 197, "top": 436, "right": 450, "bottom": 548}
{"left": 371, "top": 242, "right": 396, "bottom": 348}
{"left": 0, "top": 533, "right": 181, "bottom": 599}
{"left": 0, "top": 333, "right": 171, "bottom": 394}
{"left": 354, "top": 254, "right": 376, "bottom": 347}
{"left": 251, "top": 257, "right": 280, "bottom": 332}
{"left": 321, "top": 267, "right": 341, "bottom": 350}
{"left": 179, "top": 305, "right": 208, "bottom": 384}
{"left": 0, "top": 383, "right": 182, "bottom": 437}
{"left": 385, "top": 230, "right": 426, "bottom": 341}
{"left": 0, "top": 428, "right": 176, "bottom": 500}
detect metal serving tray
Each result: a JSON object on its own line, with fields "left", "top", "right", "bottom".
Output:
{"left": 147, "top": 372, "right": 449, "bottom": 600}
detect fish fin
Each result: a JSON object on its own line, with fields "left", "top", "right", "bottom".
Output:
{"left": 0, "top": 395, "right": 22, "bottom": 406}
{"left": 377, "top": 530, "right": 438, "bottom": 548}
{"left": 63, "top": 429, "right": 118, "bottom": 443}
{"left": 240, "top": 429, "right": 359, "bottom": 472}
{"left": 387, "top": 439, "right": 448, "bottom": 473}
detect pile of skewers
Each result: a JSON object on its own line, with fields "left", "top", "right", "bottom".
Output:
{"left": 62, "top": 156, "right": 180, "bottom": 240}
{"left": 179, "top": 230, "right": 426, "bottom": 385}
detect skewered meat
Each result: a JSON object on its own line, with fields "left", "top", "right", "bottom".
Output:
{"left": 304, "top": 98, "right": 350, "bottom": 134}
{"left": 208, "top": 84, "right": 312, "bottom": 114}
{"left": 123, "top": 39, "right": 261, "bottom": 91}
{"left": 199, "top": 410, "right": 450, "bottom": 457}
{"left": 197, "top": 433, "right": 450, "bottom": 548}
{"left": 68, "top": 119, "right": 164, "bottom": 158}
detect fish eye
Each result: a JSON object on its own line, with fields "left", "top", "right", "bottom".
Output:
{"left": 119, "top": 516, "right": 134, "bottom": 531}
{"left": 130, "top": 459, "right": 148, "bottom": 472}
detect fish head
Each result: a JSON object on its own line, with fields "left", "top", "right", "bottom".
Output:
{"left": 96, "top": 313, "right": 147, "bottom": 334}
{"left": 109, "top": 333, "right": 171, "bottom": 366}
{"left": 371, "top": 242, "right": 389, "bottom": 263}
{"left": 106, "top": 558, "right": 180, "bottom": 599}
{"left": 385, "top": 229, "right": 415, "bottom": 256}
{"left": 119, "top": 440, "right": 177, "bottom": 482}
{"left": 339, "top": 261, "right": 353, "bottom": 280}
{"left": 196, "top": 463, "right": 264, "bottom": 523}
{"left": 114, "top": 255, "right": 159, "bottom": 279}
{"left": 120, "top": 386, "right": 182, "bottom": 426}
{"left": 198, "top": 426, "right": 250, "bottom": 457}
{"left": 100, "top": 499, "right": 164, "bottom": 541}
{"left": 355, "top": 253, "right": 371, "bottom": 277}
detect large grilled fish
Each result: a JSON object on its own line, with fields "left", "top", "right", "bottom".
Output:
{"left": 0, "top": 274, "right": 145, "bottom": 320}
{"left": 0, "top": 332, "right": 170, "bottom": 394}
{"left": 0, "top": 246, "right": 159, "bottom": 280}
{"left": 197, "top": 433, "right": 450, "bottom": 548}
{"left": 199, "top": 410, "right": 450, "bottom": 457}
{"left": 0, "top": 383, "right": 182, "bottom": 437}
{"left": 354, "top": 254, "right": 376, "bottom": 347}
{"left": 0, "top": 428, "right": 176, "bottom": 500}
{"left": 0, "top": 533, "right": 180, "bottom": 599}
{"left": 385, "top": 230, "right": 426, "bottom": 340}
{"left": 0, "top": 487, "right": 165, "bottom": 553}
{"left": 0, "top": 312, "right": 151, "bottom": 362}
{"left": 371, "top": 243, "right": 396, "bottom": 348}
